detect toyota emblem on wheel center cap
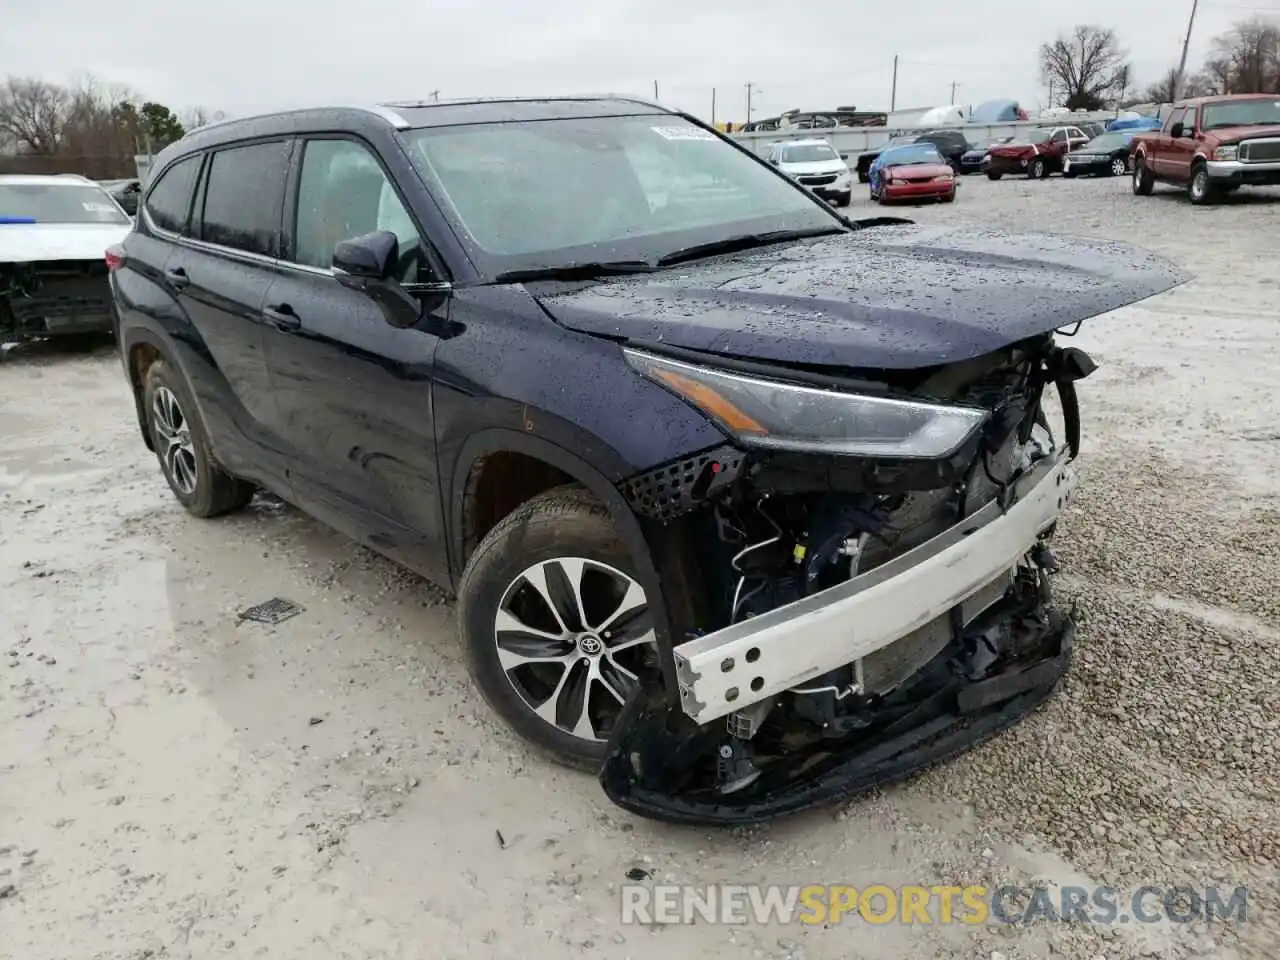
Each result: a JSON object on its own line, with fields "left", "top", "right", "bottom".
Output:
{"left": 578, "top": 635, "right": 604, "bottom": 656}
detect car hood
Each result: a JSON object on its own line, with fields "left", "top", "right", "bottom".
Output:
{"left": 0, "top": 222, "right": 131, "bottom": 264}
{"left": 883, "top": 162, "right": 953, "bottom": 178}
{"left": 779, "top": 160, "right": 848, "bottom": 176}
{"left": 1210, "top": 123, "right": 1280, "bottom": 143}
{"left": 990, "top": 142, "right": 1041, "bottom": 154}
{"left": 536, "top": 223, "right": 1188, "bottom": 371}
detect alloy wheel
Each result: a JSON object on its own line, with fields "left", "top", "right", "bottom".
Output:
{"left": 494, "top": 557, "right": 655, "bottom": 743}
{"left": 1191, "top": 169, "right": 1208, "bottom": 201}
{"left": 152, "top": 385, "right": 197, "bottom": 495}
{"left": 1111, "top": 157, "right": 1127, "bottom": 176}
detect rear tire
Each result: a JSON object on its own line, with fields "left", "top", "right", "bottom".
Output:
{"left": 1110, "top": 155, "right": 1128, "bottom": 177}
{"left": 1132, "top": 157, "right": 1154, "bottom": 195}
{"left": 986, "top": 171, "right": 1003, "bottom": 181}
{"left": 857, "top": 170, "right": 869, "bottom": 183}
{"left": 142, "top": 359, "right": 254, "bottom": 517}
{"left": 458, "top": 486, "right": 660, "bottom": 771}
{"left": 835, "top": 191, "right": 851, "bottom": 207}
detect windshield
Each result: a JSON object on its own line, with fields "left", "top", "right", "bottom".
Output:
{"left": 880, "top": 144, "right": 944, "bottom": 166}
{"left": 0, "top": 182, "right": 129, "bottom": 224}
{"left": 1202, "top": 98, "right": 1280, "bottom": 130}
{"left": 779, "top": 143, "right": 838, "bottom": 163}
{"left": 1081, "top": 133, "right": 1132, "bottom": 151}
{"left": 404, "top": 115, "right": 838, "bottom": 274}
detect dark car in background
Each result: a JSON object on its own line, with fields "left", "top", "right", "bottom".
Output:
{"left": 107, "top": 96, "right": 1183, "bottom": 825}
{"left": 99, "top": 178, "right": 142, "bottom": 216}
{"left": 963, "top": 135, "right": 1015, "bottom": 174}
{"left": 1062, "top": 132, "right": 1136, "bottom": 178}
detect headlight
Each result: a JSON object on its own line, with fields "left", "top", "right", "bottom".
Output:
{"left": 624, "top": 349, "right": 988, "bottom": 458}
{"left": 1215, "top": 145, "right": 1238, "bottom": 161}
{"left": 933, "top": 174, "right": 953, "bottom": 181}
{"left": 889, "top": 178, "right": 905, "bottom": 185}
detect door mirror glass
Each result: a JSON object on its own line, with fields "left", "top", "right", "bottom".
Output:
{"left": 333, "top": 230, "right": 398, "bottom": 283}
{"left": 1169, "top": 122, "right": 1184, "bottom": 139}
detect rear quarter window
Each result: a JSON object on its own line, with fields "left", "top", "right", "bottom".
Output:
{"left": 145, "top": 155, "right": 202, "bottom": 234}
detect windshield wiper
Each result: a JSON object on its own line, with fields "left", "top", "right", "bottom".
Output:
{"left": 655, "top": 226, "right": 844, "bottom": 267}
{"left": 494, "top": 261, "right": 655, "bottom": 283}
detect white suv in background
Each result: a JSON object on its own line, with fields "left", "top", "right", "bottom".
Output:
{"left": 766, "top": 138, "right": 853, "bottom": 207}
{"left": 0, "top": 174, "right": 132, "bottom": 341}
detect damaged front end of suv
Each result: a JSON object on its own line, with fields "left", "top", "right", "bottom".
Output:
{"left": 600, "top": 336, "right": 1093, "bottom": 824}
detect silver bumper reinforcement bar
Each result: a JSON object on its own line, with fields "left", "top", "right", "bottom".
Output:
{"left": 674, "top": 450, "right": 1079, "bottom": 724}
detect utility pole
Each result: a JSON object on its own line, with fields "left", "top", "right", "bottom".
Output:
{"left": 746, "top": 82, "right": 759, "bottom": 121}
{"left": 428, "top": 90, "right": 440, "bottom": 102}
{"left": 711, "top": 87, "right": 716, "bottom": 126}
{"left": 653, "top": 80, "right": 659, "bottom": 100}
{"left": 1173, "top": 0, "right": 1200, "bottom": 101}
{"left": 890, "top": 55, "right": 898, "bottom": 112}
{"left": 1048, "top": 79, "right": 1055, "bottom": 109}
{"left": 950, "top": 81, "right": 959, "bottom": 106}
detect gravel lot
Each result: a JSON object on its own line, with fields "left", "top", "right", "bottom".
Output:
{"left": 2, "top": 175, "right": 1278, "bottom": 960}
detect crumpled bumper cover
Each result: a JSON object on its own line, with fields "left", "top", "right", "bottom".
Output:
{"left": 599, "top": 602, "right": 1073, "bottom": 826}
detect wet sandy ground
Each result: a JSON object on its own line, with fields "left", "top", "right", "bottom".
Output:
{"left": 1, "top": 176, "right": 1278, "bottom": 960}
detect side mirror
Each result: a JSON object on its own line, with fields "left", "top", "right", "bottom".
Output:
{"left": 768, "top": 157, "right": 779, "bottom": 166}
{"left": 1169, "top": 122, "right": 1184, "bottom": 139}
{"left": 333, "top": 230, "right": 398, "bottom": 283}
{"left": 332, "top": 230, "right": 422, "bottom": 329}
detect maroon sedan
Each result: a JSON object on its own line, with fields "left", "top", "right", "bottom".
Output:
{"left": 869, "top": 142, "right": 956, "bottom": 204}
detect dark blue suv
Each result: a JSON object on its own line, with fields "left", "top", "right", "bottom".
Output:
{"left": 108, "top": 97, "right": 1183, "bottom": 824}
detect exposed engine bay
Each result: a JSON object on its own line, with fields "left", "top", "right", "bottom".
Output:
{"left": 1, "top": 259, "right": 115, "bottom": 339}
{"left": 601, "top": 332, "right": 1095, "bottom": 824}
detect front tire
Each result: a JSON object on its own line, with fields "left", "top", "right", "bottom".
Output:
{"left": 142, "top": 359, "right": 254, "bottom": 517}
{"left": 1188, "top": 162, "right": 1217, "bottom": 205}
{"left": 986, "top": 171, "right": 1003, "bottom": 181}
{"left": 835, "top": 190, "right": 852, "bottom": 207}
{"left": 458, "top": 486, "right": 660, "bottom": 770}
{"left": 1132, "top": 157, "right": 1154, "bottom": 195}
{"left": 1028, "top": 157, "right": 1047, "bottom": 179}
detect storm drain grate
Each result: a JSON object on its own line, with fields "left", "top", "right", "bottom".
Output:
{"left": 238, "top": 597, "right": 304, "bottom": 625}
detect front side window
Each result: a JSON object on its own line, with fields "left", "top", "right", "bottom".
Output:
{"left": 200, "top": 140, "right": 291, "bottom": 257}
{"left": 1166, "top": 108, "right": 1186, "bottom": 132}
{"left": 0, "top": 181, "right": 130, "bottom": 225}
{"left": 404, "top": 114, "right": 836, "bottom": 273}
{"left": 145, "top": 155, "right": 201, "bottom": 234}
{"left": 292, "top": 138, "right": 424, "bottom": 282}
{"left": 1181, "top": 108, "right": 1198, "bottom": 133}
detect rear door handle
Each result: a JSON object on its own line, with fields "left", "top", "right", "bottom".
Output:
{"left": 164, "top": 266, "right": 189, "bottom": 290}
{"left": 263, "top": 303, "right": 301, "bottom": 331}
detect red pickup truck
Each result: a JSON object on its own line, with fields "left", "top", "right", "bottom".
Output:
{"left": 1131, "top": 93, "right": 1280, "bottom": 204}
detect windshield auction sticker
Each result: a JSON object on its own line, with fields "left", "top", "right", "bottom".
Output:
{"left": 651, "top": 126, "right": 717, "bottom": 141}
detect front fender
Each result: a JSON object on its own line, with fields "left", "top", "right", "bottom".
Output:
{"left": 447, "top": 427, "right": 687, "bottom": 700}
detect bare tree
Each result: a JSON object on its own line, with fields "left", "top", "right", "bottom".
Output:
{"left": 181, "top": 106, "right": 213, "bottom": 131}
{"left": 1040, "top": 25, "right": 1132, "bottom": 111}
{"left": 1196, "top": 56, "right": 1235, "bottom": 95}
{"left": 0, "top": 77, "right": 70, "bottom": 153}
{"left": 1206, "top": 18, "right": 1280, "bottom": 94}
{"left": 1144, "top": 66, "right": 1209, "bottom": 102}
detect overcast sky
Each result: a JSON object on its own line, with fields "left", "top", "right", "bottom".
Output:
{"left": 1, "top": 0, "right": 1270, "bottom": 122}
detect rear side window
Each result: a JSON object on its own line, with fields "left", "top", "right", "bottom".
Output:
{"left": 200, "top": 140, "right": 291, "bottom": 257}
{"left": 145, "top": 155, "right": 201, "bottom": 234}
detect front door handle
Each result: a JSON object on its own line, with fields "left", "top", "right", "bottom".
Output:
{"left": 164, "top": 266, "right": 189, "bottom": 290}
{"left": 263, "top": 303, "right": 301, "bottom": 331}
